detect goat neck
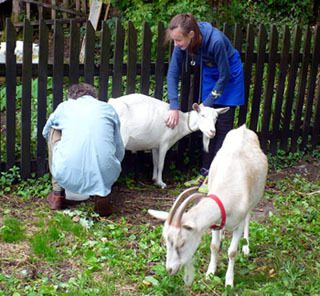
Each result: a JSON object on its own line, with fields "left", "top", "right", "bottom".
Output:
{"left": 186, "top": 110, "right": 199, "bottom": 132}
{"left": 180, "top": 197, "right": 227, "bottom": 232}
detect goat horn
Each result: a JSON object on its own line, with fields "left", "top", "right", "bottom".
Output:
{"left": 172, "top": 192, "right": 206, "bottom": 227}
{"left": 167, "top": 186, "right": 199, "bottom": 225}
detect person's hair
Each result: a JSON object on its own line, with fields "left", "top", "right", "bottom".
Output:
{"left": 66, "top": 83, "right": 97, "bottom": 100}
{"left": 165, "top": 13, "right": 202, "bottom": 55}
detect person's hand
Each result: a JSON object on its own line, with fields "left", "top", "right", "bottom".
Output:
{"left": 165, "top": 109, "right": 179, "bottom": 129}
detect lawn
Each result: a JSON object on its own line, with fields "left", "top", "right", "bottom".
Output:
{"left": 0, "top": 153, "right": 320, "bottom": 295}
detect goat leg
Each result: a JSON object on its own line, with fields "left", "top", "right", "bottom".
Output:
{"left": 225, "top": 221, "right": 245, "bottom": 287}
{"left": 206, "top": 229, "right": 222, "bottom": 278}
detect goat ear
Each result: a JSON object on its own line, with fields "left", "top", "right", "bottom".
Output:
{"left": 216, "top": 107, "right": 230, "bottom": 115}
{"left": 148, "top": 209, "right": 169, "bottom": 221}
{"left": 192, "top": 103, "right": 200, "bottom": 113}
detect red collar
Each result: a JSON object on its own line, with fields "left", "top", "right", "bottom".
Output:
{"left": 207, "top": 194, "right": 226, "bottom": 230}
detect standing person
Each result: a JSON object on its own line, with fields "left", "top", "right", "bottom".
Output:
{"left": 43, "top": 83, "right": 125, "bottom": 216}
{"left": 165, "top": 13, "right": 245, "bottom": 193}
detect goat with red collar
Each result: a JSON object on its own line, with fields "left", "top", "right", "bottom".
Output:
{"left": 148, "top": 124, "right": 268, "bottom": 287}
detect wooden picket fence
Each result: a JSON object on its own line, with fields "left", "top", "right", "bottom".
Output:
{"left": 0, "top": 18, "right": 320, "bottom": 179}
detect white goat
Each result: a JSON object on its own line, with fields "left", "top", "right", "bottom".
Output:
{"left": 109, "top": 94, "right": 229, "bottom": 188}
{"left": 148, "top": 125, "right": 268, "bottom": 287}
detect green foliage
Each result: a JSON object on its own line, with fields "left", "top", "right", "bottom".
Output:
{"left": 0, "top": 166, "right": 22, "bottom": 194}
{"left": 0, "top": 166, "right": 51, "bottom": 199}
{"left": 0, "top": 216, "right": 26, "bottom": 242}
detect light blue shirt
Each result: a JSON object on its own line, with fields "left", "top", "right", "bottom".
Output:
{"left": 43, "top": 95, "right": 125, "bottom": 196}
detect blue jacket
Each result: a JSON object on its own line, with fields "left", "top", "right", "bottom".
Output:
{"left": 167, "top": 22, "right": 236, "bottom": 109}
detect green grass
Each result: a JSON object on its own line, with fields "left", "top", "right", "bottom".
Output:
{"left": 0, "top": 155, "right": 320, "bottom": 295}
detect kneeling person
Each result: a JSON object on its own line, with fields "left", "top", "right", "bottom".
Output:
{"left": 42, "top": 83, "right": 125, "bottom": 216}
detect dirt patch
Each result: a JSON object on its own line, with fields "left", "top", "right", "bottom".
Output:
{"left": 2, "top": 156, "right": 320, "bottom": 227}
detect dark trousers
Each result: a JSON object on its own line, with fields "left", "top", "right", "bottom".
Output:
{"left": 202, "top": 105, "right": 236, "bottom": 170}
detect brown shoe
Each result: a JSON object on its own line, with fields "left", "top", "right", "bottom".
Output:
{"left": 47, "top": 192, "right": 65, "bottom": 210}
{"left": 94, "top": 196, "right": 112, "bottom": 217}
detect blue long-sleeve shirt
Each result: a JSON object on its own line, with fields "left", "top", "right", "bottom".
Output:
{"left": 167, "top": 22, "right": 236, "bottom": 109}
{"left": 43, "top": 95, "right": 125, "bottom": 196}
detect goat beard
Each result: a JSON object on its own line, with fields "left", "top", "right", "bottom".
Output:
{"left": 203, "top": 135, "right": 210, "bottom": 152}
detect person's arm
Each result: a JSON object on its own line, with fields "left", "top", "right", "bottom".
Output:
{"left": 167, "top": 46, "right": 185, "bottom": 110}
{"left": 166, "top": 46, "right": 185, "bottom": 128}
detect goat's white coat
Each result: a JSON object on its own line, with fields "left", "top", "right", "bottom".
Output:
{"left": 148, "top": 125, "right": 268, "bottom": 287}
{"left": 109, "top": 94, "right": 228, "bottom": 188}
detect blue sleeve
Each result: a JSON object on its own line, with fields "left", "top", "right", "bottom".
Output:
{"left": 167, "top": 46, "right": 185, "bottom": 110}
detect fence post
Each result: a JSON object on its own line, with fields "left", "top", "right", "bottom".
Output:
{"left": 98, "top": 21, "right": 111, "bottom": 101}
{"left": 112, "top": 18, "right": 124, "bottom": 98}
{"left": 37, "top": 19, "right": 49, "bottom": 177}
{"left": 291, "top": 26, "right": 312, "bottom": 153}
{"left": 140, "top": 21, "right": 152, "bottom": 95}
{"left": 270, "top": 25, "right": 290, "bottom": 155}
{"left": 5, "top": 19, "right": 17, "bottom": 171}
{"left": 249, "top": 24, "right": 267, "bottom": 133}
{"left": 301, "top": 25, "right": 320, "bottom": 150}
{"left": 21, "top": 19, "right": 33, "bottom": 179}
{"left": 126, "top": 21, "right": 137, "bottom": 95}
{"left": 238, "top": 23, "right": 254, "bottom": 127}
{"left": 69, "top": 19, "right": 81, "bottom": 86}
{"left": 280, "top": 25, "right": 302, "bottom": 151}
{"left": 260, "top": 25, "right": 278, "bottom": 152}
{"left": 52, "top": 20, "right": 64, "bottom": 110}
{"left": 154, "top": 21, "right": 165, "bottom": 100}
{"left": 84, "top": 20, "right": 95, "bottom": 85}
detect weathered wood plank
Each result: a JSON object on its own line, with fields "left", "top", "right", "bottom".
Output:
{"left": 249, "top": 24, "right": 267, "bottom": 132}
{"left": 52, "top": 20, "right": 64, "bottom": 110}
{"left": 270, "top": 25, "right": 290, "bottom": 154}
{"left": 301, "top": 25, "right": 320, "bottom": 150}
{"left": 112, "top": 19, "right": 125, "bottom": 98}
{"left": 84, "top": 21, "right": 95, "bottom": 85}
{"left": 238, "top": 24, "right": 254, "bottom": 126}
{"left": 36, "top": 19, "right": 49, "bottom": 176}
{"left": 140, "top": 21, "right": 152, "bottom": 95}
{"left": 98, "top": 21, "right": 111, "bottom": 101}
{"left": 154, "top": 21, "right": 165, "bottom": 100}
{"left": 280, "top": 25, "right": 302, "bottom": 151}
{"left": 20, "top": 19, "right": 33, "bottom": 179}
{"left": 5, "top": 18, "right": 17, "bottom": 171}
{"left": 126, "top": 21, "right": 137, "bottom": 95}
{"left": 290, "top": 26, "right": 311, "bottom": 152}
{"left": 260, "top": 25, "right": 278, "bottom": 152}
{"left": 69, "top": 19, "right": 80, "bottom": 86}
